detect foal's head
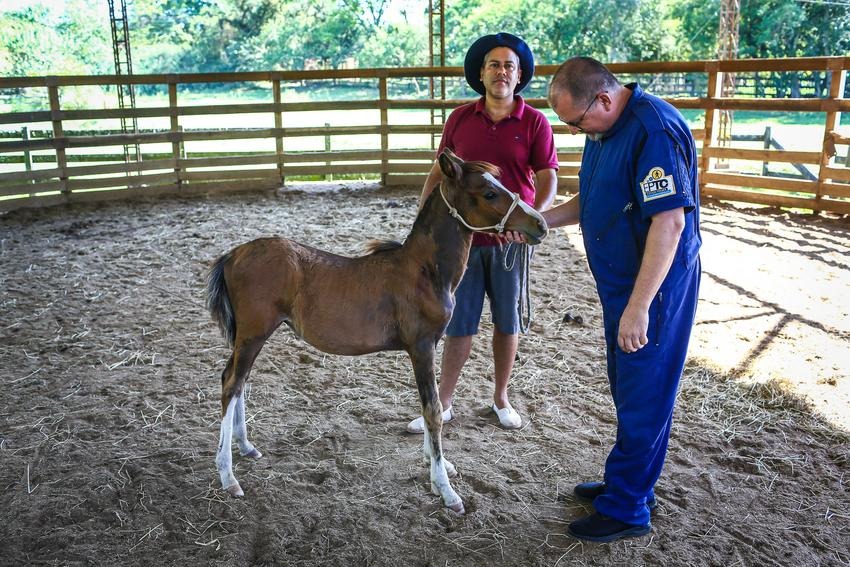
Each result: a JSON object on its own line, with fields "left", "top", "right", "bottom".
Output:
{"left": 438, "top": 149, "right": 548, "bottom": 244}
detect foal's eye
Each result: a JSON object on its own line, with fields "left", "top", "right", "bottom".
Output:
{"left": 483, "top": 191, "right": 497, "bottom": 200}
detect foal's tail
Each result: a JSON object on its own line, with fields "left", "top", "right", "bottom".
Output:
{"left": 205, "top": 253, "right": 236, "bottom": 347}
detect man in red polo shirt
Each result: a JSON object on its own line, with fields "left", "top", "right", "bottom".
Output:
{"left": 406, "top": 32, "right": 558, "bottom": 433}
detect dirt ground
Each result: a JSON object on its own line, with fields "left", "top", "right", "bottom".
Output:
{"left": 1, "top": 183, "right": 848, "bottom": 566}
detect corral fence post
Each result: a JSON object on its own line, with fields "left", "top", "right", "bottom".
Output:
{"left": 46, "top": 77, "right": 69, "bottom": 201}
{"left": 700, "top": 62, "right": 721, "bottom": 189}
{"left": 816, "top": 60, "right": 848, "bottom": 213}
{"left": 762, "top": 125, "right": 771, "bottom": 177}
{"left": 324, "top": 122, "right": 332, "bottom": 181}
{"left": 22, "top": 126, "right": 32, "bottom": 174}
{"left": 178, "top": 125, "right": 186, "bottom": 158}
{"left": 273, "top": 78, "right": 284, "bottom": 186}
{"left": 379, "top": 75, "right": 388, "bottom": 186}
{"left": 168, "top": 79, "right": 182, "bottom": 192}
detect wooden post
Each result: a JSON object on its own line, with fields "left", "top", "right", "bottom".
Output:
{"left": 178, "top": 125, "right": 186, "bottom": 158}
{"left": 22, "top": 126, "right": 32, "bottom": 173}
{"left": 273, "top": 79, "right": 284, "bottom": 186}
{"left": 700, "top": 62, "right": 722, "bottom": 194}
{"left": 762, "top": 125, "right": 771, "bottom": 177}
{"left": 815, "top": 59, "right": 847, "bottom": 212}
{"left": 379, "top": 76, "right": 388, "bottom": 186}
{"left": 47, "top": 79, "right": 69, "bottom": 200}
{"left": 324, "top": 122, "right": 332, "bottom": 181}
{"left": 168, "top": 81, "right": 181, "bottom": 191}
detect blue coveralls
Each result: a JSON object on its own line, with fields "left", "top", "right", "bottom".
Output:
{"left": 578, "top": 84, "right": 702, "bottom": 526}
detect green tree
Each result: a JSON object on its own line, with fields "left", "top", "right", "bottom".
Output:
{"left": 0, "top": 1, "right": 109, "bottom": 76}
{"left": 234, "top": 0, "right": 402, "bottom": 71}
{"left": 360, "top": 23, "right": 428, "bottom": 67}
{"left": 3, "top": 0, "right": 848, "bottom": 80}
{"left": 673, "top": 0, "right": 850, "bottom": 96}
{"left": 0, "top": 5, "right": 60, "bottom": 76}
{"left": 669, "top": 0, "right": 717, "bottom": 59}
{"left": 804, "top": 0, "right": 850, "bottom": 57}
{"left": 132, "top": 0, "right": 280, "bottom": 73}
{"left": 443, "top": 0, "right": 674, "bottom": 67}
{"left": 673, "top": 0, "right": 850, "bottom": 60}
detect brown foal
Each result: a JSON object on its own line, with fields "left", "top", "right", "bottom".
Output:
{"left": 205, "top": 148, "right": 548, "bottom": 513}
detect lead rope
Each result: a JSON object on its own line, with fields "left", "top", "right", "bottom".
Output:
{"left": 503, "top": 242, "right": 533, "bottom": 334}
{"left": 440, "top": 184, "right": 533, "bottom": 332}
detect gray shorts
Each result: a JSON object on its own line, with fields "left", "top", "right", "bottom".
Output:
{"left": 446, "top": 245, "right": 523, "bottom": 336}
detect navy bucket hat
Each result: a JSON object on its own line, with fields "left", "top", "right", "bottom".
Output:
{"left": 463, "top": 32, "right": 535, "bottom": 96}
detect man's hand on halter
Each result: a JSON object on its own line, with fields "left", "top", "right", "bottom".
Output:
{"left": 500, "top": 230, "right": 527, "bottom": 244}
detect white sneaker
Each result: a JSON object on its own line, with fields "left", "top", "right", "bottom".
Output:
{"left": 492, "top": 403, "right": 522, "bottom": 429}
{"left": 406, "top": 407, "right": 453, "bottom": 434}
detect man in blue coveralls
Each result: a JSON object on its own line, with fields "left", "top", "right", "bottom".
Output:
{"left": 541, "top": 57, "right": 702, "bottom": 542}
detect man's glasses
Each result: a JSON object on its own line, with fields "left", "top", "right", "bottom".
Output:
{"left": 560, "top": 92, "right": 605, "bottom": 130}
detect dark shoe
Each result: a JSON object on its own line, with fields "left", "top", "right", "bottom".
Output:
{"left": 573, "top": 481, "right": 658, "bottom": 511}
{"left": 568, "top": 512, "right": 651, "bottom": 543}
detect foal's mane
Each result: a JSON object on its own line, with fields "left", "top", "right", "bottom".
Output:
{"left": 463, "top": 160, "right": 501, "bottom": 177}
{"left": 365, "top": 238, "right": 403, "bottom": 254}
{"left": 362, "top": 159, "right": 501, "bottom": 256}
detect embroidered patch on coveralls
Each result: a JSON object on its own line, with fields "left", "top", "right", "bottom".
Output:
{"left": 640, "top": 167, "right": 676, "bottom": 202}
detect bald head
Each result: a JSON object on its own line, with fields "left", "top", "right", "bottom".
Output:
{"left": 548, "top": 57, "right": 620, "bottom": 108}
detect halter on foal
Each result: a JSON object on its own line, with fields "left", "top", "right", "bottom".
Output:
{"left": 205, "top": 148, "right": 548, "bottom": 514}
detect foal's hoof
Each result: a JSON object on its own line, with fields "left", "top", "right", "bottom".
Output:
{"left": 445, "top": 498, "right": 465, "bottom": 515}
{"left": 224, "top": 483, "right": 244, "bottom": 498}
{"left": 431, "top": 485, "right": 465, "bottom": 515}
{"left": 242, "top": 448, "right": 262, "bottom": 459}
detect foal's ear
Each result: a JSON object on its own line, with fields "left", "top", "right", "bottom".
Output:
{"left": 438, "top": 149, "right": 464, "bottom": 180}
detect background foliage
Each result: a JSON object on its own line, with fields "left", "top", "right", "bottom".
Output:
{"left": 1, "top": 0, "right": 848, "bottom": 78}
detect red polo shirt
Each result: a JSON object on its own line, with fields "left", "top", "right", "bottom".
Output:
{"left": 437, "top": 95, "right": 558, "bottom": 246}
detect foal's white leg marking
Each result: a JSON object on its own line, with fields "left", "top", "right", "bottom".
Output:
{"left": 422, "top": 429, "right": 456, "bottom": 477}
{"left": 422, "top": 426, "right": 434, "bottom": 465}
{"left": 216, "top": 397, "right": 244, "bottom": 497}
{"left": 424, "top": 428, "right": 464, "bottom": 513}
{"left": 234, "top": 391, "right": 262, "bottom": 458}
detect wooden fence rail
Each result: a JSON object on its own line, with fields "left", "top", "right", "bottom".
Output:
{"left": 0, "top": 57, "right": 848, "bottom": 213}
